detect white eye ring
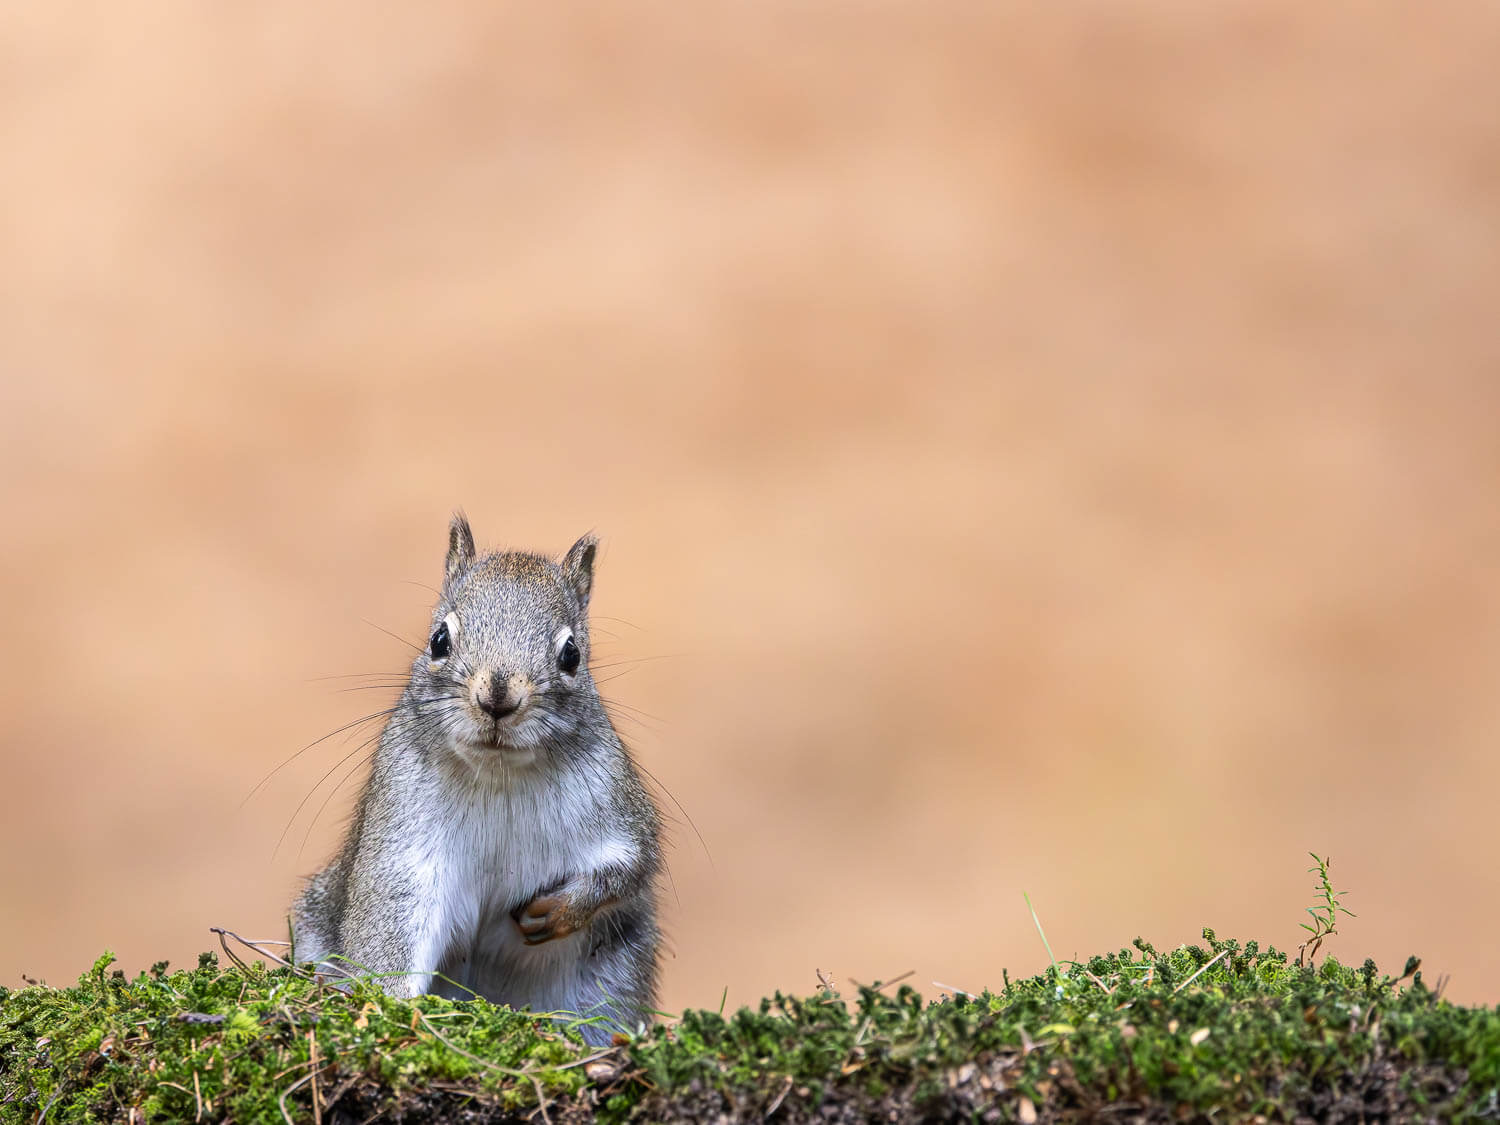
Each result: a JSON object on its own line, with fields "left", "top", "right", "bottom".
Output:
{"left": 554, "top": 627, "right": 581, "bottom": 675}
{"left": 429, "top": 612, "right": 459, "bottom": 665}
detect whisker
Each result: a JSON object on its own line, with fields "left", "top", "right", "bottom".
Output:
{"left": 600, "top": 708, "right": 656, "bottom": 738}
{"left": 274, "top": 729, "right": 384, "bottom": 859}
{"left": 276, "top": 696, "right": 460, "bottom": 859}
{"left": 592, "top": 669, "right": 638, "bottom": 687}
{"left": 588, "top": 654, "right": 681, "bottom": 671}
{"left": 597, "top": 695, "right": 665, "bottom": 724}
{"left": 241, "top": 704, "right": 404, "bottom": 807}
{"left": 306, "top": 671, "right": 413, "bottom": 683}
{"left": 632, "top": 757, "right": 713, "bottom": 873}
{"left": 592, "top": 615, "right": 646, "bottom": 632}
{"left": 363, "top": 619, "right": 424, "bottom": 654}
{"left": 299, "top": 744, "right": 378, "bottom": 859}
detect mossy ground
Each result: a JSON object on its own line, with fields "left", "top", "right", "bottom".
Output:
{"left": 3, "top": 931, "right": 1496, "bottom": 1123}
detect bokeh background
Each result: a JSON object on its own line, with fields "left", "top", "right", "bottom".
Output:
{"left": 3, "top": 4, "right": 1498, "bottom": 1009}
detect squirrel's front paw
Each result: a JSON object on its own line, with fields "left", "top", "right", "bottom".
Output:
{"left": 513, "top": 890, "right": 588, "bottom": 945}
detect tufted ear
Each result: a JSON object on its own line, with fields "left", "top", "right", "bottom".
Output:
{"left": 561, "top": 533, "right": 598, "bottom": 608}
{"left": 445, "top": 512, "right": 476, "bottom": 584}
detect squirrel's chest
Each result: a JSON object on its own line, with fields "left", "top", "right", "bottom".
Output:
{"left": 420, "top": 777, "right": 618, "bottom": 992}
{"left": 423, "top": 775, "right": 609, "bottom": 913}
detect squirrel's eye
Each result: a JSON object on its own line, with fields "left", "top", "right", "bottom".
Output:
{"left": 429, "top": 622, "right": 451, "bottom": 661}
{"left": 557, "top": 636, "right": 581, "bottom": 675}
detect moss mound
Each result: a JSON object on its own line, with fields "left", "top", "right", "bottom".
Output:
{"left": 3, "top": 931, "right": 1496, "bottom": 1123}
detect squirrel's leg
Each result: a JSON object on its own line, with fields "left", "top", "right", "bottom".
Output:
{"left": 342, "top": 865, "right": 456, "bottom": 998}
{"left": 512, "top": 863, "right": 647, "bottom": 946}
{"left": 571, "top": 904, "right": 661, "bottom": 1044}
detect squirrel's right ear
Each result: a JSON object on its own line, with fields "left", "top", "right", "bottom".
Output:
{"left": 445, "top": 512, "right": 476, "bottom": 583}
{"left": 561, "top": 533, "right": 597, "bottom": 609}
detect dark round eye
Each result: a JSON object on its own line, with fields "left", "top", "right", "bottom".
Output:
{"left": 429, "top": 622, "right": 450, "bottom": 661}
{"left": 557, "top": 636, "right": 581, "bottom": 675}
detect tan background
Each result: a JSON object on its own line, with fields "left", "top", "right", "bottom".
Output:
{"left": 3, "top": 4, "right": 1498, "bottom": 1009}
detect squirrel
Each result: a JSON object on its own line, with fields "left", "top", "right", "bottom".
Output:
{"left": 291, "top": 515, "right": 663, "bottom": 1045}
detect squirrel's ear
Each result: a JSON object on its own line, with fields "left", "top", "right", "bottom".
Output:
{"left": 445, "top": 513, "right": 476, "bottom": 583}
{"left": 561, "top": 533, "right": 597, "bottom": 608}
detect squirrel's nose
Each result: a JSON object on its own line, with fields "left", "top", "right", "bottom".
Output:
{"left": 476, "top": 671, "right": 519, "bottom": 720}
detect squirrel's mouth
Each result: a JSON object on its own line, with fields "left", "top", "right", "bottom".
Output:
{"left": 450, "top": 731, "right": 542, "bottom": 773}
{"left": 458, "top": 704, "right": 544, "bottom": 753}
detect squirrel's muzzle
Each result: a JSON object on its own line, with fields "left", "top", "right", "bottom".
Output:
{"left": 474, "top": 668, "right": 528, "bottom": 720}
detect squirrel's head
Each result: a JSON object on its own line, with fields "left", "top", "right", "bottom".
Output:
{"left": 409, "top": 513, "right": 600, "bottom": 765}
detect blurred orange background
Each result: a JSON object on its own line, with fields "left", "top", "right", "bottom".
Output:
{"left": 3, "top": 4, "right": 1498, "bottom": 1010}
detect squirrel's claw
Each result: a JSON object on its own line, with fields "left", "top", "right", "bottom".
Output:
{"left": 514, "top": 892, "right": 581, "bottom": 944}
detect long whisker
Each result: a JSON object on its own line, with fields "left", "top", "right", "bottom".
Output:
{"left": 592, "top": 615, "right": 646, "bottom": 631}
{"left": 591, "top": 669, "right": 638, "bottom": 687}
{"left": 600, "top": 707, "right": 657, "bottom": 740}
{"left": 241, "top": 705, "right": 405, "bottom": 807}
{"left": 298, "top": 744, "right": 378, "bottom": 859}
{"left": 275, "top": 729, "right": 384, "bottom": 860}
{"left": 276, "top": 696, "right": 459, "bottom": 859}
{"left": 305, "top": 671, "right": 413, "bottom": 683}
{"left": 597, "top": 695, "right": 665, "bottom": 724}
{"left": 363, "top": 619, "right": 424, "bottom": 654}
{"left": 587, "top": 654, "right": 681, "bottom": 671}
{"left": 632, "top": 757, "right": 714, "bottom": 872}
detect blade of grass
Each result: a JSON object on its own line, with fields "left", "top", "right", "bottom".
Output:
{"left": 1024, "top": 892, "right": 1060, "bottom": 976}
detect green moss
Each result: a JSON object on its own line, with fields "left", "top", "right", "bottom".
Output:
{"left": 3, "top": 933, "right": 1497, "bottom": 1123}
{"left": 0, "top": 950, "right": 586, "bottom": 1123}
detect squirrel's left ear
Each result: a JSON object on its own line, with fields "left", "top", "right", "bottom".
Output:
{"left": 561, "top": 533, "right": 598, "bottom": 608}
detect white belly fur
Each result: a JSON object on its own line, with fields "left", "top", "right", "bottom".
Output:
{"left": 416, "top": 764, "right": 632, "bottom": 1019}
